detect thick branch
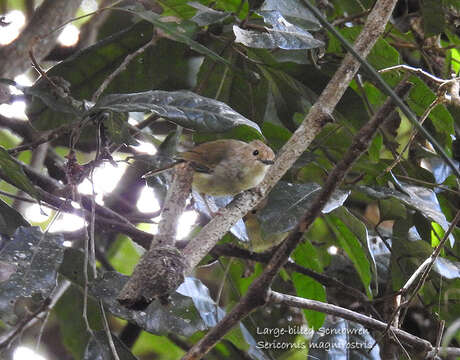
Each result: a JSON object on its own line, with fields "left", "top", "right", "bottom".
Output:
{"left": 116, "top": 163, "right": 192, "bottom": 309}
{"left": 0, "top": 0, "right": 83, "bottom": 79}
{"left": 154, "top": 163, "right": 193, "bottom": 248}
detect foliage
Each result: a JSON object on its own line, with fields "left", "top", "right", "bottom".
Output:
{"left": 0, "top": 0, "right": 459, "bottom": 359}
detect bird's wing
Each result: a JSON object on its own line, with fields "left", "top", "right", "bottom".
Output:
{"left": 176, "top": 140, "right": 233, "bottom": 174}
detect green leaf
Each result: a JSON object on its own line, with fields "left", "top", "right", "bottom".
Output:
{"left": 103, "top": 112, "right": 138, "bottom": 146}
{"left": 368, "top": 133, "right": 382, "bottom": 163}
{"left": 292, "top": 241, "right": 326, "bottom": 329}
{"left": 378, "top": 197, "right": 407, "bottom": 221}
{"left": 234, "top": 11, "right": 324, "bottom": 50}
{"left": 54, "top": 285, "right": 103, "bottom": 359}
{"left": 260, "top": 0, "right": 321, "bottom": 30}
{"left": 407, "top": 76, "right": 454, "bottom": 137}
{"left": 331, "top": 207, "right": 377, "bottom": 295}
{"left": 0, "top": 147, "right": 39, "bottom": 200}
{"left": 421, "top": 0, "right": 446, "bottom": 36}
{"left": 257, "top": 181, "right": 350, "bottom": 235}
{"left": 261, "top": 121, "right": 292, "bottom": 150}
{"left": 189, "top": 2, "right": 230, "bottom": 26}
{"left": 326, "top": 212, "right": 373, "bottom": 297}
{"left": 360, "top": 179, "right": 455, "bottom": 246}
{"left": 157, "top": 0, "right": 212, "bottom": 19}
{"left": 196, "top": 41, "right": 269, "bottom": 125}
{"left": 119, "top": 7, "right": 232, "bottom": 67}
{"left": 93, "top": 90, "right": 262, "bottom": 134}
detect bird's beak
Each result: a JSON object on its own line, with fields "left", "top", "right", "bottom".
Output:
{"left": 260, "top": 159, "right": 275, "bottom": 165}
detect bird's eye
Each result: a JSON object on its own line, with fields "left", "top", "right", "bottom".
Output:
{"left": 252, "top": 150, "right": 259, "bottom": 156}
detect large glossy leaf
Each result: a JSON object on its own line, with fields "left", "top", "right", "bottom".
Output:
{"left": 0, "top": 227, "right": 64, "bottom": 325}
{"left": 260, "top": 0, "right": 321, "bottom": 30}
{"left": 0, "top": 147, "right": 39, "bottom": 200}
{"left": 234, "top": 11, "right": 324, "bottom": 50}
{"left": 189, "top": 2, "right": 230, "bottom": 26}
{"left": 93, "top": 90, "right": 262, "bottom": 133}
{"left": 257, "top": 181, "right": 350, "bottom": 235}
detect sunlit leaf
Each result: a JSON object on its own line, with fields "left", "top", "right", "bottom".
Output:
{"left": 234, "top": 11, "right": 324, "bottom": 50}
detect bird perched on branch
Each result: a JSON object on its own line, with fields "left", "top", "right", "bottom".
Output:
{"left": 143, "top": 139, "right": 275, "bottom": 196}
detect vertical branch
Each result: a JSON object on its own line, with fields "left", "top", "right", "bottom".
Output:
{"left": 117, "top": 163, "right": 193, "bottom": 309}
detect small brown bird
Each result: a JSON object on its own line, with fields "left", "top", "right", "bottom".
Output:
{"left": 144, "top": 139, "right": 275, "bottom": 196}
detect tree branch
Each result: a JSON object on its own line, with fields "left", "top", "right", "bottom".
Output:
{"left": 266, "top": 290, "right": 460, "bottom": 357}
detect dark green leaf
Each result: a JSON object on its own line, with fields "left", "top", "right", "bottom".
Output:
{"left": 103, "top": 112, "right": 139, "bottom": 146}
{"left": 368, "top": 133, "right": 382, "bottom": 163}
{"left": 360, "top": 178, "right": 454, "bottom": 246}
{"left": 54, "top": 285, "right": 103, "bottom": 359}
{"left": 189, "top": 2, "right": 230, "bottom": 26}
{"left": 292, "top": 241, "right": 326, "bottom": 329}
{"left": 257, "top": 181, "right": 350, "bottom": 235}
{"left": 93, "top": 90, "right": 262, "bottom": 134}
{"left": 234, "top": 11, "right": 324, "bottom": 50}
{"left": 26, "top": 21, "right": 155, "bottom": 131}
{"left": 327, "top": 212, "right": 373, "bottom": 297}
{"left": 260, "top": 0, "right": 321, "bottom": 30}
{"left": 118, "top": 7, "right": 232, "bottom": 67}
{"left": 0, "top": 147, "right": 39, "bottom": 200}
{"left": 421, "top": 0, "right": 445, "bottom": 36}
{"left": 0, "top": 227, "right": 64, "bottom": 325}
{"left": 378, "top": 197, "right": 407, "bottom": 221}
{"left": 332, "top": 207, "right": 377, "bottom": 294}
